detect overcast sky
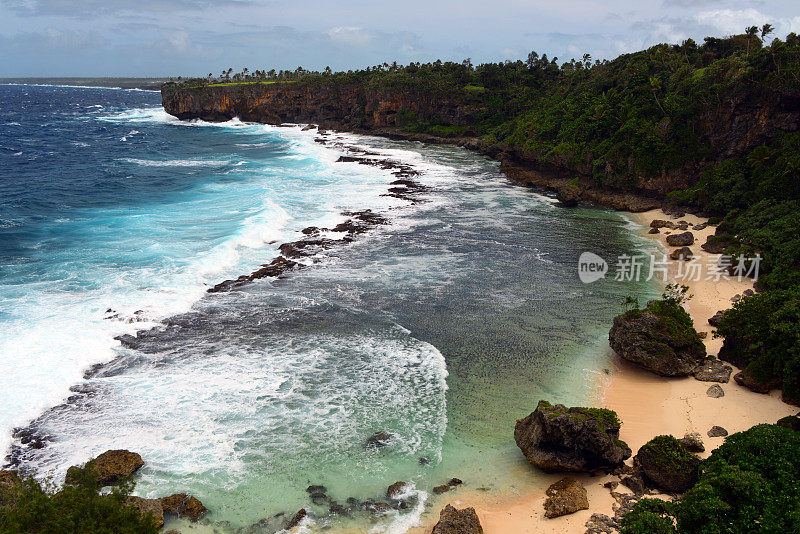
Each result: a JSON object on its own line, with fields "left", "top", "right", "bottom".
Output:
{"left": 1, "top": 0, "right": 799, "bottom": 77}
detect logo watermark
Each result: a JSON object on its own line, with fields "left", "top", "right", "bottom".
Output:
{"left": 578, "top": 252, "right": 761, "bottom": 284}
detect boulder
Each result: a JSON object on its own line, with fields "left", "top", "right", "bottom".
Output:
{"left": 431, "top": 504, "right": 483, "bottom": 534}
{"left": 387, "top": 481, "right": 409, "bottom": 499}
{"left": 585, "top": 513, "right": 620, "bottom": 534}
{"left": 159, "top": 493, "right": 207, "bottom": 521}
{"left": 777, "top": 415, "right": 800, "bottom": 431}
{"left": 514, "top": 401, "right": 631, "bottom": 473}
{"left": 619, "top": 474, "right": 646, "bottom": 496}
{"left": 609, "top": 301, "right": 706, "bottom": 377}
{"left": 708, "top": 310, "right": 726, "bottom": 327}
{"left": 635, "top": 435, "right": 700, "bottom": 493}
{"left": 126, "top": 496, "right": 164, "bottom": 528}
{"left": 666, "top": 232, "right": 694, "bottom": 247}
{"left": 693, "top": 357, "right": 732, "bottom": 383}
{"left": 65, "top": 449, "right": 144, "bottom": 487}
{"left": 433, "top": 484, "right": 451, "bottom": 494}
{"left": 650, "top": 220, "right": 676, "bottom": 230}
{"left": 734, "top": 370, "right": 781, "bottom": 394}
{"left": 556, "top": 187, "right": 581, "bottom": 207}
{"left": 366, "top": 431, "right": 392, "bottom": 449}
{"left": 692, "top": 223, "right": 709, "bottom": 231}
{"left": 287, "top": 508, "right": 307, "bottom": 530}
{"left": 679, "top": 433, "right": 705, "bottom": 453}
{"left": 669, "top": 247, "right": 693, "bottom": 261}
{"left": 707, "top": 426, "right": 728, "bottom": 438}
{"left": 543, "top": 477, "right": 589, "bottom": 518}
{"left": 648, "top": 228, "right": 660, "bottom": 234}
{"left": 181, "top": 496, "right": 207, "bottom": 521}
{"left": 706, "top": 384, "right": 725, "bottom": 398}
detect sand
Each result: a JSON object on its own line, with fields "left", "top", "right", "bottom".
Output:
{"left": 406, "top": 209, "right": 797, "bottom": 534}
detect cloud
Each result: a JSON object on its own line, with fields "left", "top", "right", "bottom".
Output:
{"left": 2, "top": 0, "right": 254, "bottom": 17}
{"left": 695, "top": 8, "right": 769, "bottom": 35}
{"left": 326, "top": 26, "right": 374, "bottom": 47}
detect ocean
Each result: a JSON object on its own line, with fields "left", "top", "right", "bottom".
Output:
{"left": 0, "top": 84, "right": 659, "bottom": 532}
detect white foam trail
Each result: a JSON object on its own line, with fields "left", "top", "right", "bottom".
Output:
{"left": 119, "top": 157, "right": 234, "bottom": 167}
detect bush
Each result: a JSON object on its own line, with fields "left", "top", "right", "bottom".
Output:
{"left": 622, "top": 425, "right": 800, "bottom": 534}
{"left": 0, "top": 467, "right": 159, "bottom": 534}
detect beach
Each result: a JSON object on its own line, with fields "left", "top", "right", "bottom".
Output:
{"left": 408, "top": 208, "right": 797, "bottom": 534}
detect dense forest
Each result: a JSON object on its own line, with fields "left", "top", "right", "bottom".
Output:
{"left": 166, "top": 28, "right": 800, "bottom": 404}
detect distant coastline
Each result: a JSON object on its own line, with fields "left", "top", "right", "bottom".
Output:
{"left": 0, "top": 78, "right": 166, "bottom": 91}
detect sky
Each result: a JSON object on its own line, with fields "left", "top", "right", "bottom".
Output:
{"left": 1, "top": 0, "right": 799, "bottom": 77}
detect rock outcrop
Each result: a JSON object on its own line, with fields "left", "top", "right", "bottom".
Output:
{"left": 65, "top": 449, "right": 144, "bottom": 487}
{"left": 159, "top": 493, "right": 208, "bottom": 521}
{"left": 431, "top": 504, "right": 484, "bottom": 534}
{"left": 665, "top": 231, "right": 695, "bottom": 247}
{"left": 609, "top": 301, "right": 706, "bottom": 376}
{"left": 543, "top": 477, "right": 589, "bottom": 518}
{"left": 514, "top": 401, "right": 631, "bottom": 473}
{"left": 693, "top": 357, "right": 732, "bottom": 383}
{"left": 635, "top": 435, "right": 700, "bottom": 493}
{"left": 126, "top": 496, "right": 165, "bottom": 528}
{"left": 733, "top": 370, "right": 781, "bottom": 394}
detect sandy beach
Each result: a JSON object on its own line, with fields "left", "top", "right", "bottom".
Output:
{"left": 407, "top": 208, "right": 797, "bottom": 534}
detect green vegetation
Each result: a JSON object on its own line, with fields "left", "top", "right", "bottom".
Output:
{"left": 166, "top": 28, "right": 800, "bottom": 400}
{"left": 0, "top": 467, "right": 158, "bottom": 534}
{"left": 638, "top": 435, "right": 696, "bottom": 473}
{"left": 538, "top": 400, "right": 622, "bottom": 433}
{"left": 621, "top": 424, "right": 800, "bottom": 533}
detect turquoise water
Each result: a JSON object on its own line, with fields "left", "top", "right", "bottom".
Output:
{"left": 0, "top": 85, "right": 660, "bottom": 532}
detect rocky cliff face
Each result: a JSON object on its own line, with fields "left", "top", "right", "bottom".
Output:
{"left": 162, "top": 81, "right": 483, "bottom": 130}
{"left": 161, "top": 80, "right": 799, "bottom": 210}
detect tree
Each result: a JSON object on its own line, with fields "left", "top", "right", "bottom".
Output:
{"left": 526, "top": 51, "right": 540, "bottom": 70}
{"left": 761, "top": 23, "right": 775, "bottom": 42}
{"left": 582, "top": 53, "right": 592, "bottom": 69}
{"left": 746, "top": 25, "right": 759, "bottom": 54}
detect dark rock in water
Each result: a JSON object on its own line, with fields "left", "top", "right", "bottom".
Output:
{"left": 636, "top": 435, "right": 700, "bottom": 493}
{"left": 208, "top": 256, "right": 300, "bottom": 292}
{"left": 328, "top": 501, "right": 348, "bottom": 515}
{"left": 366, "top": 501, "right": 392, "bottom": 514}
{"left": 543, "top": 477, "right": 589, "bottom": 518}
{"left": 419, "top": 456, "right": 430, "bottom": 465}
{"left": 777, "top": 415, "right": 800, "bottom": 431}
{"left": 386, "top": 481, "right": 409, "bottom": 499}
{"left": 707, "top": 384, "right": 725, "bottom": 398}
{"left": 708, "top": 310, "right": 726, "bottom": 327}
{"left": 159, "top": 493, "right": 188, "bottom": 514}
{"left": 158, "top": 493, "right": 207, "bottom": 521}
{"left": 365, "top": 431, "right": 392, "bottom": 449}
{"left": 126, "top": 496, "right": 164, "bottom": 528}
{"left": 301, "top": 226, "right": 320, "bottom": 235}
{"left": 693, "top": 357, "right": 732, "bottom": 383}
{"left": 114, "top": 334, "right": 142, "bottom": 349}
{"left": 311, "top": 494, "right": 328, "bottom": 505}
{"left": 514, "top": 400, "right": 631, "bottom": 473}
{"left": 431, "top": 504, "right": 484, "bottom": 534}
{"left": 734, "top": 370, "right": 781, "bottom": 394}
{"left": 433, "top": 484, "right": 451, "bottom": 494}
{"left": 648, "top": 227, "right": 660, "bottom": 234}
{"left": 679, "top": 433, "right": 705, "bottom": 453}
{"left": 620, "top": 474, "right": 646, "bottom": 496}
{"left": 556, "top": 187, "right": 580, "bottom": 207}
{"left": 609, "top": 301, "right": 706, "bottom": 377}
{"left": 666, "top": 231, "right": 694, "bottom": 247}
{"left": 670, "top": 246, "right": 693, "bottom": 261}
{"left": 65, "top": 449, "right": 144, "bottom": 487}
{"left": 306, "top": 485, "right": 327, "bottom": 494}
{"left": 180, "top": 496, "right": 208, "bottom": 521}
{"left": 707, "top": 426, "right": 728, "bottom": 438}
{"left": 447, "top": 477, "right": 463, "bottom": 487}
{"left": 286, "top": 508, "right": 307, "bottom": 529}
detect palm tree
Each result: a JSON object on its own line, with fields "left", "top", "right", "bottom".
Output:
{"left": 582, "top": 53, "right": 592, "bottom": 69}
{"left": 761, "top": 24, "right": 774, "bottom": 43}
{"left": 745, "top": 25, "right": 759, "bottom": 54}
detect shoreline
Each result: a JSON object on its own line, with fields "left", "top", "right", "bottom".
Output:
{"left": 403, "top": 208, "right": 796, "bottom": 534}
